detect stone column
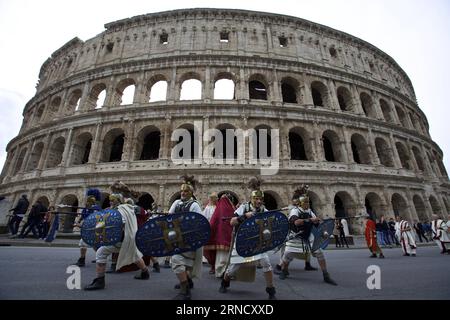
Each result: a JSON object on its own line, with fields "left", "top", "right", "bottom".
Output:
{"left": 60, "top": 128, "right": 74, "bottom": 167}
{"left": 167, "top": 67, "right": 179, "bottom": 103}
{"left": 22, "top": 139, "right": 36, "bottom": 172}
{"left": 405, "top": 139, "right": 419, "bottom": 172}
{"left": 367, "top": 128, "right": 380, "bottom": 165}
{"left": 301, "top": 73, "right": 313, "bottom": 107}
{"left": 78, "top": 81, "right": 91, "bottom": 112}
{"left": 37, "top": 134, "right": 52, "bottom": 173}
{"left": 88, "top": 123, "right": 103, "bottom": 164}
{"left": 327, "top": 79, "right": 340, "bottom": 111}
{"left": 133, "top": 73, "right": 146, "bottom": 104}
{"left": 103, "top": 75, "right": 116, "bottom": 108}
{"left": 340, "top": 126, "right": 352, "bottom": 163}
{"left": 270, "top": 69, "right": 282, "bottom": 104}
{"left": 56, "top": 88, "right": 70, "bottom": 118}
{"left": 161, "top": 116, "right": 172, "bottom": 160}
{"left": 388, "top": 98, "right": 401, "bottom": 125}
{"left": 202, "top": 66, "right": 212, "bottom": 102}
{"left": 238, "top": 67, "right": 248, "bottom": 101}
{"left": 350, "top": 84, "right": 364, "bottom": 115}
{"left": 405, "top": 189, "right": 419, "bottom": 222}
{"left": 313, "top": 121, "right": 325, "bottom": 161}
{"left": 122, "top": 120, "right": 135, "bottom": 162}
{"left": 389, "top": 133, "right": 402, "bottom": 169}
{"left": 371, "top": 91, "right": 385, "bottom": 121}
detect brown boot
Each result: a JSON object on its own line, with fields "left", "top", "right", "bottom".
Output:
{"left": 173, "top": 281, "right": 191, "bottom": 300}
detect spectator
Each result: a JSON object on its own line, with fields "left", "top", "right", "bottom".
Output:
{"left": 388, "top": 217, "right": 400, "bottom": 246}
{"left": 18, "top": 200, "right": 47, "bottom": 238}
{"left": 333, "top": 219, "right": 342, "bottom": 247}
{"left": 414, "top": 221, "right": 429, "bottom": 243}
{"left": 8, "top": 194, "right": 29, "bottom": 236}
{"left": 380, "top": 215, "right": 392, "bottom": 248}
{"left": 337, "top": 219, "right": 349, "bottom": 248}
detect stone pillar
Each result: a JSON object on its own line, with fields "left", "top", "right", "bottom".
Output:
{"left": 371, "top": 91, "right": 385, "bottom": 121}
{"left": 22, "top": 139, "right": 36, "bottom": 172}
{"left": 350, "top": 84, "right": 364, "bottom": 115}
{"left": 202, "top": 66, "right": 212, "bottom": 102}
{"left": 103, "top": 75, "right": 116, "bottom": 108}
{"left": 88, "top": 123, "right": 103, "bottom": 164}
{"left": 301, "top": 73, "right": 313, "bottom": 106}
{"left": 327, "top": 79, "right": 340, "bottom": 111}
{"left": 405, "top": 189, "right": 419, "bottom": 222}
{"left": 367, "top": 128, "right": 380, "bottom": 165}
{"left": 161, "top": 116, "right": 172, "bottom": 160}
{"left": 56, "top": 88, "right": 70, "bottom": 118}
{"left": 405, "top": 139, "right": 419, "bottom": 172}
{"left": 389, "top": 133, "right": 402, "bottom": 169}
{"left": 270, "top": 69, "right": 282, "bottom": 104}
{"left": 238, "top": 67, "right": 248, "bottom": 101}
{"left": 78, "top": 81, "right": 91, "bottom": 112}
{"left": 167, "top": 67, "right": 179, "bottom": 102}
{"left": 60, "top": 128, "right": 74, "bottom": 167}
{"left": 133, "top": 73, "right": 146, "bottom": 104}
{"left": 36, "top": 134, "right": 52, "bottom": 173}
{"left": 278, "top": 119, "right": 289, "bottom": 160}
{"left": 313, "top": 121, "right": 325, "bottom": 161}
{"left": 340, "top": 126, "right": 352, "bottom": 163}
{"left": 122, "top": 120, "right": 135, "bottom": 162}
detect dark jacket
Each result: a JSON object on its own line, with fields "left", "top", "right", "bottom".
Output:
{"left": 11, "top": 197, "right": 29, "bottom": 215}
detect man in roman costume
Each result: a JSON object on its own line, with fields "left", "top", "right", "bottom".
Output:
{"left": 84, "top": 193, "right": 150, "bottom": 290}
{"left": 274, "top": 194, "right": 317, "bottom": 276}
{"left": 202, "top": 192, "right": 219, "bottom": 274}
{"left": 219, "top": 177, "right": 277, "bottom": 300}
{"left": 169, "top": 175, "right": 203, "bottom": 300}
{"left": 204, "top": 193, "right": 235, "bottom": 278}
{"left": 395, "top": 215, "right": 417, "bottom": 257}
{"left": 74, "top": 188, "right": 102, "bottom": 267}
{"left": 277, "top": 185, "right": 337, "bottom": 285}
{"left": 431, "top": 214, "right": 450, "bottom": 254}
{"left": 363, "top": 213, "right": 385, "bottom": 258}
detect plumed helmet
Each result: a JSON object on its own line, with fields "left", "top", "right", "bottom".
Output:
{"left": 248, "top": 176, "right": 264, "bottom": 199}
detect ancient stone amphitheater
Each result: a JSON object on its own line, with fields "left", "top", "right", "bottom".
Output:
{"left": 1, "top": 8, "right": 449, "bottom": 234}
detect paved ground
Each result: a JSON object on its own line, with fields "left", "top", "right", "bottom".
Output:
{"left": 0, "top": 235, "right": 448, "bottom": 300}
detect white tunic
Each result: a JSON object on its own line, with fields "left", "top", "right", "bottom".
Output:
{"left": 285, "top": 207, "right": 317, "bottom": 254}
{"left": 202, "top": 204, "right": 216, "bottom": 222}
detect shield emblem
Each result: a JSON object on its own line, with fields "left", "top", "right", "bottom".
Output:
{"left": 235, "top": 211, "right": 289, "bottom": 257}
{"left": 81, "top": 208, "right": 123, "bottom": 247}
{"left": 310, "top": 218, "right": 335, "bottom": 252}
{"left": 135, "top": 212, "right": 211, "bottom": 257}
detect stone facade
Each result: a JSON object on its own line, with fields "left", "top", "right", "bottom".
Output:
{"left": 1, "top": 8, "right": 449, "bottom": 234}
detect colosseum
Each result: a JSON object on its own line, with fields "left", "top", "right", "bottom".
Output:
{"left": 1, "top": 8, "right": 449, "bottom": 235}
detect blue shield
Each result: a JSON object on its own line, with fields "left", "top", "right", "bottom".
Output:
{"left": 310, "top": 218, "right": 335, "bottom": 252}
{"left": 81, "top": 208, "right": 123, "bottom": 247}
{"left": 135, "top": 212, "right": 211, "bottom": 257}
{"left": 235, "top": 211, "right": 289, "bottom": 257}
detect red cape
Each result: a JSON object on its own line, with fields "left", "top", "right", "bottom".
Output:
{"left": 204, "top": 196, "right": 235, "bottom": 251}
{"left": 364, "top": 219, "right": 377, "bottom": 251}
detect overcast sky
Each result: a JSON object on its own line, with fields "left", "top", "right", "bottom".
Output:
{"left": 0, "top": 0, "right": 449, "bottom": 173}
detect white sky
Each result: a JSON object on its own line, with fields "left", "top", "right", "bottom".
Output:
{"left": 0, "top": 0, "right": 449, "bottom": 173}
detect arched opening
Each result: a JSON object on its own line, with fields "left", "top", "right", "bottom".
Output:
{"left": 311, "top": 81, "right": 328, "bottom": 108}
{"left": 120, "top": 84, "right": 135, "bottom": 105}
{"left": 86, "top": 83, "right": 107, "bottom": 110}
{"left": 337, "top": 86, "right": 352, "bottom": 112}
{"left": 380, "top": 99, "right": 394, "bottom": 123}
{"left": 375, "top": 137, "right": 394, "bottom": 167}
{"left": 395, "top": 105, "right": 409, "bottom": 128}
{"left": 351, "top": 134, "right": 371, "bottom": 165}
{"left": 334, "top": 191, "right": 356, "bottom": 233}
{"left": 71, "top": 133, "right": 93, "bottom": 165}
{"left": 95, "top": 90, "right": 106, "bottom": 109}
{"left": 26, "top": 142, "right": 44, "bottom": 171}
{"left": 322, "top": 130, "right": 343, "bottom": 162}
{"left": 281, "top": 79, "right": 298, "bottom": 103}
{"left": 334, "top": 195, "right": 345, "bottom": 218}
{"left": 213, "top": 124, "right": 238, "bottom": 160}
{"left": 67, "top": 89, "right": 82, "bottom": 113}
{"left": 47, "top": 97, "right": 61, "bottom": 120}
{"left": 412, "top": 146, "right": 425, "bottom": 171}
{"left": 180, "top": 79, "right": 202, "bottom": 100}
{"left": 35, "top": 104, "right": 45, "bottom": 124}
{"left": 365, "top": 192, "right": 383, "bottom": 219}
{"left": 263, "top": 192, "right": 278, "bottom": 210}
{"left": 172, "top": 124, "right": 199, "bottom": 160}
{"left": 214, "top": 79, "right": 235, "bottom": 100}
{"left": 45, "top": 137, "right": 65, "bottom": 168}
{"left": 136, "top": 127, "right": 161, "bottom": 161}
{"left": 391, "top": 193, "right": 408, "bottom": 219}
{"left": 13, "top": 148, "right": 27, "bottom": 174}
{"left": 252, "top": 125, "right": 272, "bottom": 159}
{"left": 149, "top": 80, "right": 168, "bottom": 102}
{"left": 101, "top": 192, "right": 110, "bottom": 209}
{"left": 59, "top": 195, "right": 78, "bottom": 233}
{"left": 137, "top": 193, "right": 155, "bottom": 211}
{"left": 395, "top": 142, "right": 411, "bottom": 169}
{"left": 109, "top": 135, "right": 125, "bottom": 162}
{"left": 360, "top": 92, "right": 376, "bottom": 118}
{"left": 36, "top": 196, "right": 50, "bottom": 209}
{"left": 217, "top": 190, "right": 240, "bottom": 207}
{"left": 429, "top": 195, "right": 442, "bottom": 217}
{"left": 100, "top": 129, "right": 125, "bottom": 162}
{"left": 249, "top": 80, "right": 267, "bottom": 100}
{"left": 413, "top": 195, "right": 427, "bottom": 222}
{"left": 289, "top": 131, "right": 307, "bottom": 160}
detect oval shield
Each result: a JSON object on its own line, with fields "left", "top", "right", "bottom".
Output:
{"left": 310, "top": 218, "right": 335, "bottom": 252}
{"left": 81, "top": 208, "right": 123, "bottom": 247}
{"left": 235, "top": 211, "right": 289, "bottom": 257}
{"left": 135, "top": 212, "right": 211, "bottom": 257}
